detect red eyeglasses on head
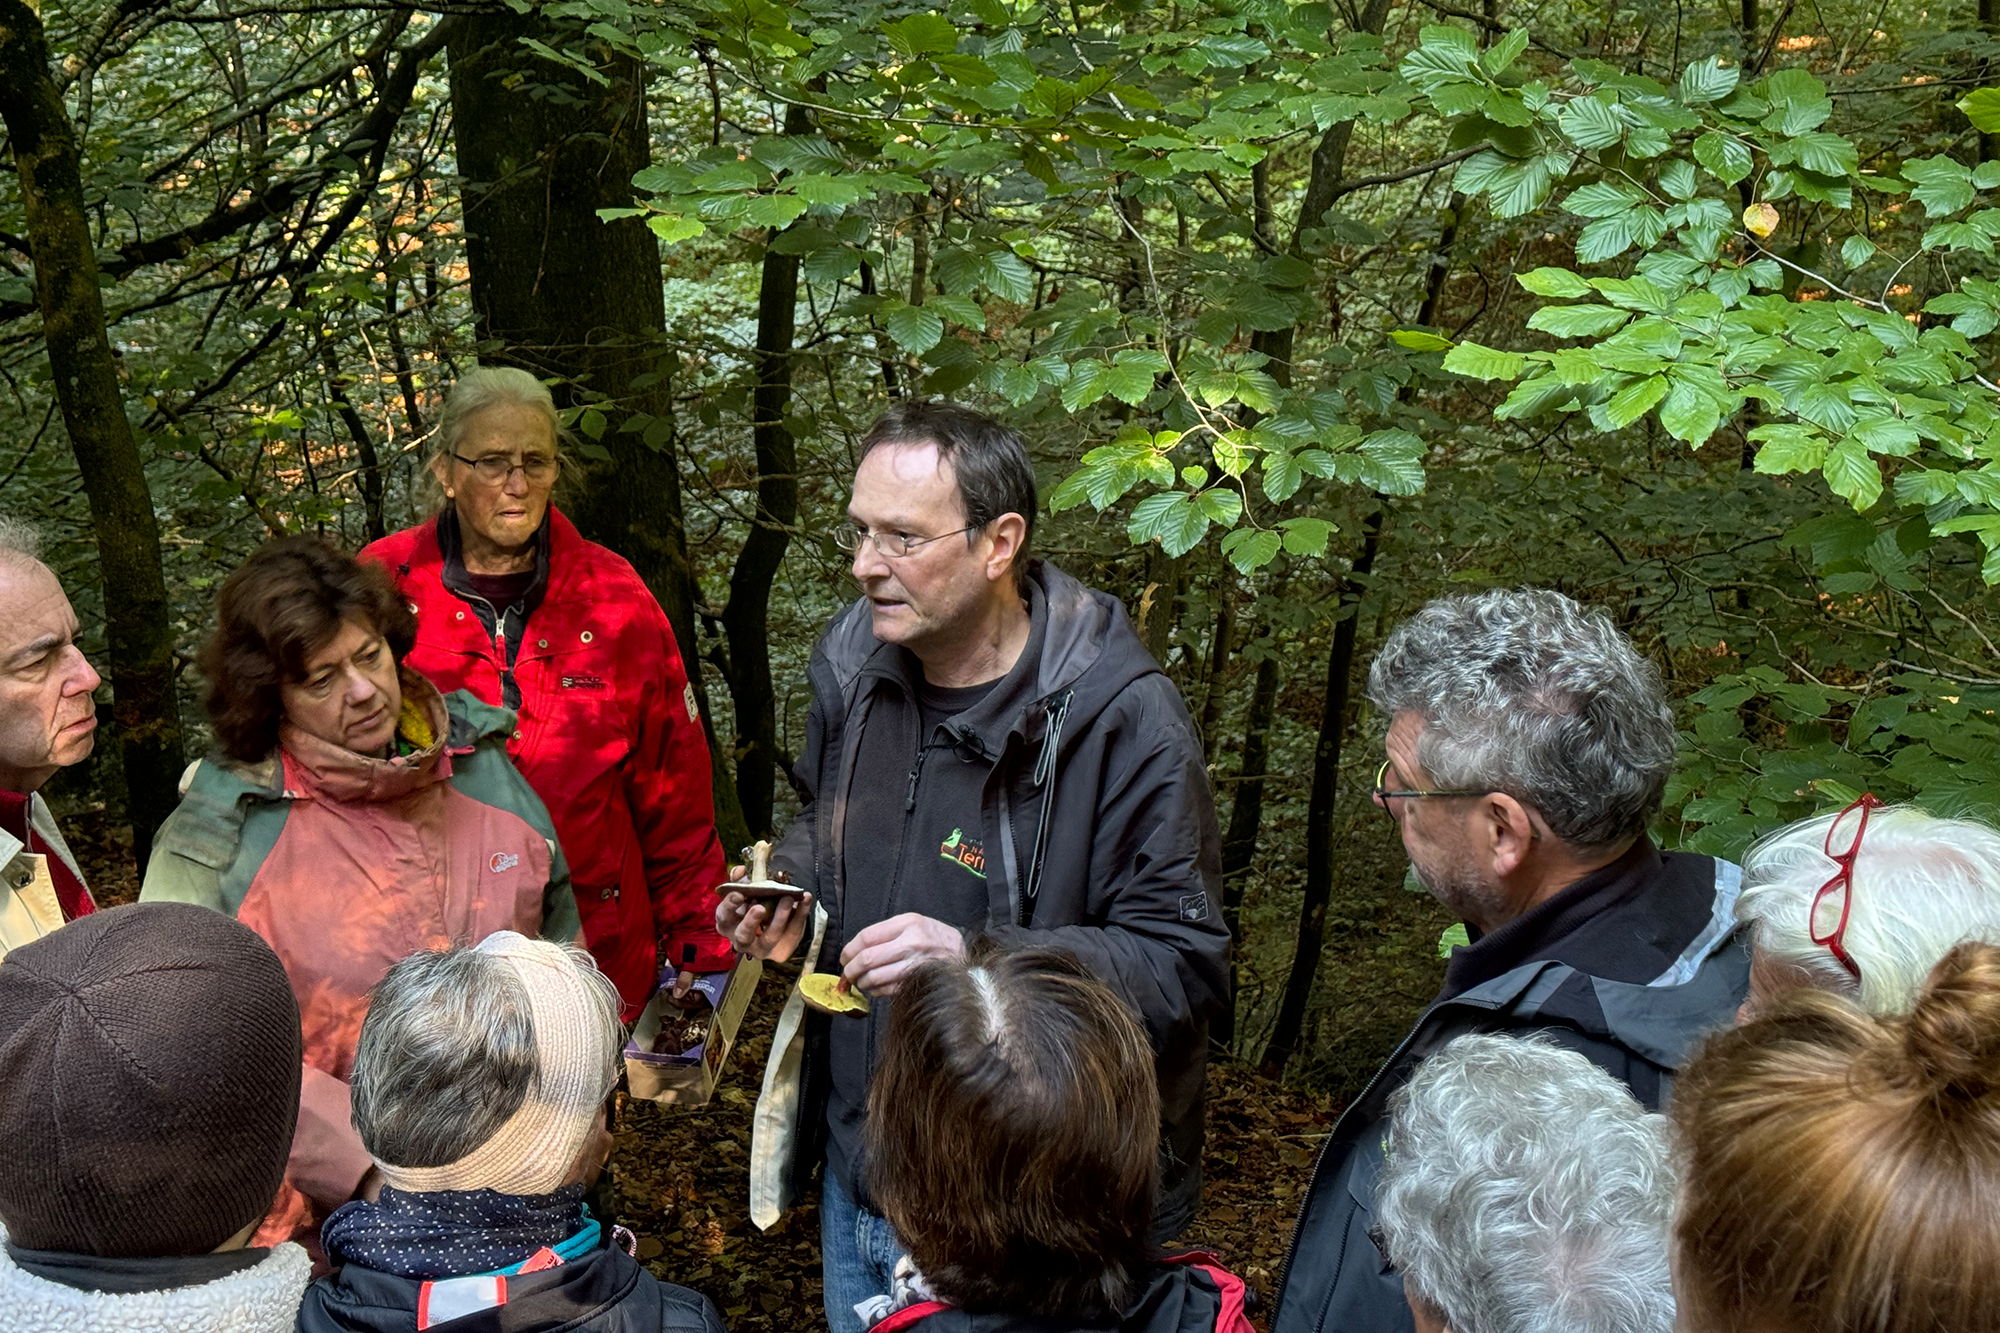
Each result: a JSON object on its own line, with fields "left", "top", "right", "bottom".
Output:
{"left": 1810, "top": 792, "right": 1883, "bottom": 983}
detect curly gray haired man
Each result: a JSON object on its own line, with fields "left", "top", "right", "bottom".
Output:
{"left": 1274, "top": 589, "right": 1748, "bottom": 1333}
{"left": 1377, "top": 1034, "right": 1676, "bottom": 1333}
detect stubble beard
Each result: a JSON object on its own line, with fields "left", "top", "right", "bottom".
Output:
{"left": 1410, "top": 849, "right": 1505, "bottom": 932}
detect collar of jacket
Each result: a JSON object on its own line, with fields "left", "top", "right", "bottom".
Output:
{"left": 276, "top": 671, "right": 457, "bottom": 804}
{"left": 1443, "top": 856, "right": 1748, "bottom": 1067}
{"left": 299, "top": 1234, "right": 642, "bottom": 1333}
{"left": 436, "top": 505, "right": 554, "bottom": 617}
{"left": 201, "top": 684, "right": 518, "bottom": 803}
{"left": 867, "top": 1260, "right": 1234, "bottom": 1333}
{"left": 0, "top": 1228, "right": 310, "bottom": 1333}
{"left": 819, "top": 560, "right": 1161, "bottom": 761}
{"left": 1444, "top": 835, "right": 1682, "bottom": 997}
{"left": 0, "top": 789, "right": 49, "bottom": 870}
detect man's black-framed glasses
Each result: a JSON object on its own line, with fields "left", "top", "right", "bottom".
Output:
{"left": 450, "top": 450, "right": 559, "bottom": 484}
{"left": 833, "top": 521, "right": 978, "bottom": 558}
{"left": 1371, "top": 759, "right": 1499, "bottom": 809}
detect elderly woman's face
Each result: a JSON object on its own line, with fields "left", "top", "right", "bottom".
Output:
{"left": 280, "top": 617, "right": 401, "bottom": 756}
{"left": 445, "top": 403, "right": 557, "bottom": 562}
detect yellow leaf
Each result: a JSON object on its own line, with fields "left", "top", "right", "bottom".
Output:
{"left": 1743, "top": 202, "right": 1780, "bottom": 238}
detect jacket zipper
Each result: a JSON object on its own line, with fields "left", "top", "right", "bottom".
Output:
{"left": 457, "top": 592, "right": 522, "bottom": 708}
{"left": 1269, "top": 1012, "right": 1437, "bottom": 1329}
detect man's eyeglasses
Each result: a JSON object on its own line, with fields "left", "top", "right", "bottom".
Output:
{"left": 1371, "top": 759, "right": 1499, "bottom": 809}
{"left": 450, "top": 451, "right": 558, "bottom": 484}
{"left": 832, "top": 521, "right": 977, "bottom": 558}
{"left": 1811, "top": 792, "right": 1883, "bottom": 982}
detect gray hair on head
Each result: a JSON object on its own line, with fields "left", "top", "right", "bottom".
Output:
{"left": 1738, "top": 803, "right": 2000, "bottom": 1014}
{"left": 1366, "top": 589, "right": 1678, "bottom": 848}
{"left": 0, "top": 514, "right": 44, "bottom": 564}
{"left": 1376, "top": 1034, "right": 1677, "bottom": 1333}
{"left": 427, "top": 366, "right": 568, "bottom": 505}
{"left": 349, "top": 940, "right": 620, "bottom": 1168}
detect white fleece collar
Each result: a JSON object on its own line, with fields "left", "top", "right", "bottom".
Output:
{"left": 0, "top": 1232, "right": 311, "bottom": 1333}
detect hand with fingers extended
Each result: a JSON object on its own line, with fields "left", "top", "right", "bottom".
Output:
{"left": 838, "top": 912, "right": 967, "bottom": 998}
{"left": 715, "top": 863, "right": 812, "bottom": 961}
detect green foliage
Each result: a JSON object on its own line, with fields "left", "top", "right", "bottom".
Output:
{"left": 20, "top": 0, "right": 2000, "bottom": 1072}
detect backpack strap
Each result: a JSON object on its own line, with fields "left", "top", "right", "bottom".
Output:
{"left": 868, "top": 1300, "right": 953, "bottom": 1333}
{"left": 1159, "top": 1250, "right": 1255, "bottom": 1333}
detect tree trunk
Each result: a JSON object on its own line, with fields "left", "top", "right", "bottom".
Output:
{"left": 0, "top": 0, "right": 184, "bottom": 866}
{"left": 322, "top": 344, "right": 387, "bottom": 543}
{"left": 1139, "top": 547, "right": 1185, "bottom": 668}
{"left": 1246, "top": 194, "right": 1463, "bottom": 1066}
{"left": 1214, "top": 644, "right": 1281, "bottom": 1049}
{"left": 719, "top": 104, "right": 810, "bottom": 838}
{"left": 1195, "top": 581, "right": 1236, "bottom": 750}
{"left": 446, "top": 12, "right": 748, "bottom": 850}
{"left": 1258, "top": 511, "right": 1383, "bottom": 1078}
{"left": 1244, "top": 0, "right": 1396, "bottom": 380}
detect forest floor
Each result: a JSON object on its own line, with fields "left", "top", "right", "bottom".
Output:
{"left": 610, "top": 960, "right": 1338, "bottom": 1333}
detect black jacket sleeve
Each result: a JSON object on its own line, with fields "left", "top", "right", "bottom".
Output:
{"left": 987, "top": 677, "right": 1231, "bottom": 1054}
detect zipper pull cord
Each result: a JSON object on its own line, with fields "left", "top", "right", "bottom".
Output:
{"left": 1033, "top": 692, "right": 1072, "bottom": 788}
{"left": 905, "top": 745, "right": 930, "bottom": 812}
{"left": 1021, "top": 690, "right": 1075, "bottom": 922}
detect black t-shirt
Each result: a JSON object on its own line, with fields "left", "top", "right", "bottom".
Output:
{"left": 917, "top": 677, "right": 997, "bottom": 734}
{"left": 826, "top": 664, "right": 1003, "bottom": 1203}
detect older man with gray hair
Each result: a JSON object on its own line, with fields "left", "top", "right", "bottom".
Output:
{"left": 1274, "top": 589, "right": 1747, "bottom": 1333}
{"left": 1375, "top": 1034, "right": 1676, "bottom": 1333}
{"left": 0, "top": 516, "right": 100, "bottom": 961}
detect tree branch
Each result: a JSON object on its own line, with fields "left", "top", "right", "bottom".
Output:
{"left": 100, "top": 14, "right": 450, "bottom": 279}
{"left": 1324, "top": 144, "right": 1490, "bottom": 205}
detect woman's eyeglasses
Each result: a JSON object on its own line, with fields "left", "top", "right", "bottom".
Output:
{"left": 1811, "top": 792, "right": 1883, "bottom": 982}
{"left": 450, "top": 451, "right": 558, "bottom": 484}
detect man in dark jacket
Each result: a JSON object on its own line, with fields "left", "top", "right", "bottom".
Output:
{"left": 717, "top": 402, "right": 1230, "bottom": 1333}
{"left": 1271, "top": 589, "right": 1749, "bottom": 1333}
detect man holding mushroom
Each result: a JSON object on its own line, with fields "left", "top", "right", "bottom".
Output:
{"left": 716, "top": 401, "right": 1229, "bottom": 1333}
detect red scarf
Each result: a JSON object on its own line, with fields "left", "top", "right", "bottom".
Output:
{"left": 0, "top": 789, "right": 94, "bottom": 921}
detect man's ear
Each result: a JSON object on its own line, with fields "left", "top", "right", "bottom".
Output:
{"left": 1480, "top": 793, "right": 1539, "bottom": 876}
{"left": 984, "top": 513, "right": 1028, "bottom": 583}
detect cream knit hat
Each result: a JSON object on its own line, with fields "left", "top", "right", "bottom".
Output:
{"left": 375, "top": 932, "right": 618, "bottom": 1196}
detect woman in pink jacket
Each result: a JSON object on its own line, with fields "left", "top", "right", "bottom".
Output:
{"left": 143, "top": 538, "right": 579, "bottom": 1259}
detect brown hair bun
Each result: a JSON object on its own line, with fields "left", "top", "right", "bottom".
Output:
{"left": 1900, "top": 940, "right": 2000, "bottom": 1102}
{"left": 1671, "top": 940, "right": 2000, "bottom": 1333}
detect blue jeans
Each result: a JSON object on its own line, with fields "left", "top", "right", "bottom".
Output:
{"left": 820, "top": 1169, "right": 907, "bottom": 1333}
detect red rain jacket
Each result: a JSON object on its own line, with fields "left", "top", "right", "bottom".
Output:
{"left": 363, "top": 509, "right": 730, "bottom": 1015}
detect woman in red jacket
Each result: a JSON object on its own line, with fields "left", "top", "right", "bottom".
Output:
{"left": 362, "top": 366, "right": 730, "bottom": 1018}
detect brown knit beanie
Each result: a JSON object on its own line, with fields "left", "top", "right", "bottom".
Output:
{"left": 0, "top": 901, "right": 302, "bottom": 1256}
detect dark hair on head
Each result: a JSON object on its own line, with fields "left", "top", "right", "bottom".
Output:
{"left": 864, "top": 945, "right": 1158, "bottom": 1321}
{"left": 199, "top": 537, "right": 416, "bottom": 762}
{"left": 1671, "top": 940, "right": 2000, "bottom": 1333}
{"left": 860, "top": 401, "right": 1037, "bottom": 583}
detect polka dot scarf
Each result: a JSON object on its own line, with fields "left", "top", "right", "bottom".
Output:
{"left": 319, "top": 1184, "right": 589, "bottom": 1280}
